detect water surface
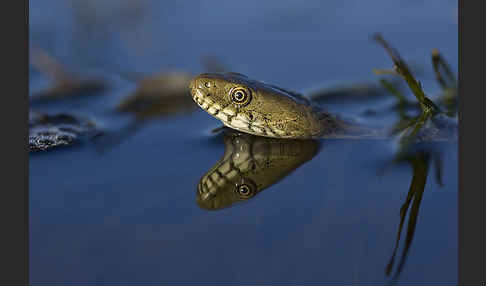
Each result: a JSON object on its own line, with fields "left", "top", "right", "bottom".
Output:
{"left": 30, "top": 0, "right": 457, "bottom": 285}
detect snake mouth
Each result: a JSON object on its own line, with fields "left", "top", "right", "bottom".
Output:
{"left": 197, "top": 179, "right": 212, "bottom": 200}
{"left": 189, "top": 78, "right": 220, "bottom": 114}
{"left": 190, "top": 83, "right": 235, "bottom": 126}
{"left": 197, "top": 176, "right": 229, "bottom": 210}
{"left": 191, "top": 89, "right": 223, "bottom": 118}
{"left": 189, "top": 75, "right": 285, "bottom": 138}
{"left": 191, "top": 87, "right": 279, "bottom": 138}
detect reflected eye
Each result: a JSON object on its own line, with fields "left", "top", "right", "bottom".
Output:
{"left": 230, "top": 87, "right": 252, "bottom": 106}
{"left": 237, "top": 184, "right": 253, "bottom": 198}
{"left": 235, "top": 178, "right": 257, "bottom": 199}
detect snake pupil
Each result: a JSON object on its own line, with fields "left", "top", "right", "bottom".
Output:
{"left": 237, "top": 184, "right": 253, "bottom": 197}
{"left": 235, "top": 91, "right": 244, "bottom": 101}
{"left": 230, "top": 88, "right": 252, "bottom": 106}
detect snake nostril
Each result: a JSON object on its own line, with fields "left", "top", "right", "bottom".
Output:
{"left": 194, "top": 79, "right": 203, "bottom": 89}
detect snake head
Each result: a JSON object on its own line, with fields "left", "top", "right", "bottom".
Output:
{"left": 189, "top": 72, "right": 255, "bottom": 119}
{"left": 195, "top": 130, "right": 320, "bottom": 211}
{"left": 197, "top": 175, "right": 259, "bottom": 211}
{"left": 189, "top": 72, "right": 326, "bottom": 138}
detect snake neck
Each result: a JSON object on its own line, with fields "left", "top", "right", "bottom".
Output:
{"left": 316, "top": 109, "right": 387, "bottom": 140}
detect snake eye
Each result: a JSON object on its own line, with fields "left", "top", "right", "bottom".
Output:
{"left": 235, "top": 178, "right": 257, "bottom": 199}
{"left": 236, "top": 184, "right": 253, "bottom": 198}
{"left": 230, "top": 87, "right": 252, "bottom": 106}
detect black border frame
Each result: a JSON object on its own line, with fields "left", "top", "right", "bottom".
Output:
{"left": 2, "top": 1, "right": 28, "bottom": 285}
{"left": 459, "top": 0, "right": 483, "bottom": 285}
{"left": 8, "top": 0, "right": 474, "bottom": 285}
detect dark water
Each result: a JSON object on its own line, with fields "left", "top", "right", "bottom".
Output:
{"left": 29, "top": 0, "right": 458, "bottom": 285}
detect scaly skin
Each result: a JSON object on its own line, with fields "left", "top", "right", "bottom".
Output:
{"left": 197, "top": 130, "right": 319, "bottom": 210}
{"left": 189, "top": 72, "right": 380, "bottom": 139}
{"left": 189, "top": 72, "right": 456, "bottom": 141}
{"left": 189, "top": 73, "right": 386, "bottom": 139}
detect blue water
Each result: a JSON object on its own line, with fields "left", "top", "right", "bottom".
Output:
{"left": 30, "top": 0, "right": 457, "bottom": 285}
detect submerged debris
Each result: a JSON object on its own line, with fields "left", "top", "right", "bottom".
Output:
{"left": 116, "top": 71, "right": 195, "bottom": 119}
{"left": 307, "top": 81, "right": 397, "bottom": 103}
{"left": 201, "top": 54, "right": 230, "bottom": 73}
{"left": 92, "top": 71, "right": 195, "bottom": 155}
{"left": 30, "top": 47, "right": 106, "bottom": 102}
{"left": 29, "top": 111, "right": 101, "bottom": 152}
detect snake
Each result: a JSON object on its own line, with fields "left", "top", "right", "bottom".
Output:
{"left": 197, "top": 129, "right": 319, "bottom": 210}
{"left": 189, "top": 72, "right": 456, "bottom": 141}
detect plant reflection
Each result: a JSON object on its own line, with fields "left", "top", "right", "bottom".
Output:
{"left": 383, "top": 143, "right": 445, "bottom": 283}
{"left": 373, "top": 35, "right": 455, "bottom": 282}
